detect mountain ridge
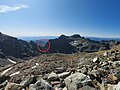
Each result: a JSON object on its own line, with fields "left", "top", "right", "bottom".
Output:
{"left": 0, "top": 32, "right": 120, "bottom": 66}
{"left": 17, "top": 35, "right": 120, "bottom": 42}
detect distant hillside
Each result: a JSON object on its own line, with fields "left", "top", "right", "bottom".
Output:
{"left": 86, "top": 37, "right": 120, "bottom": 41}
{"left": 18, "top": 36, "right": 58, "bottom": 41}
{"left": 18, "top": 36, "right": 120, "bottom": 42}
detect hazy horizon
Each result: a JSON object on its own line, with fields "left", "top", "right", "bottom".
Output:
{"left": 1, "top": 32, "right": 120, "bottom": 38}
{"left": 17, "top": 35, "right": 120, "bottom": 39}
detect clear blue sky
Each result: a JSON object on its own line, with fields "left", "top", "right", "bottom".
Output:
{"left": 0, "top": 0, "right": 120, "bottom": 37}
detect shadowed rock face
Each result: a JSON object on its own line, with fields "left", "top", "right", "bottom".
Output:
{"left": 0, "top": 52, "right": 6, "bottom": 59}
{"left": 49, "top": 39, "right": 75, "bottom": 54}
{"left": 49, "top": 34, "right": 120, "bottom": 53}
{"left": 0, "top": 33, "right": 37, "bottom": 59}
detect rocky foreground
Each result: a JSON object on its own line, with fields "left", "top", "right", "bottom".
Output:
{"left": 0, "top": 45, "right": 120, "bottom": 90}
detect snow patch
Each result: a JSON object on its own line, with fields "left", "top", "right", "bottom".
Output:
{"left": 35, "top": 63, "right": 39, "bottom": 66}
{"left": 10, "top": 71, "right": 20, "bottom": 77}
{"left": 8, "top": 58, "right": 16, "bottom": 64}
{"left": 1, "top": 67, "right": 12, "bottom": 76}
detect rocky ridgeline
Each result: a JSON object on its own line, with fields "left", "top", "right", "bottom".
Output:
{"left": 1, "top": 32, "right": 119, "bottom": 60}
{"left": 0, "top": 50, "right": 120, "bottom": 90}
{"left": 0, "top": 32, "right": 37, "bottom": 59}
{"left": 49, "top": 34, "right": 120, "bottom": 53}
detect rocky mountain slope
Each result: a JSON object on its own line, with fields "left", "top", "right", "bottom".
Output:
{"left": 0, "top": 32, "right": 39, "bottom": 66}
{"left": 49, "top": 34, "right": 120, "bottom": 53}
{"left": 0, "top": 32, "right": 37, "bottom": 59}
{"left": 0, "top": 45, "right": 120, "bottom": 90}
{"left": 0, "top": 32, "right": 120, "bottom": 67}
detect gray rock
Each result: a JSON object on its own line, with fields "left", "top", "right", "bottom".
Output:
{"left": 112, "top": 61, "right": 120, "bottom": 68}
{"left": 0, "top": 80, "right": 8, "bottom": 88}
{"left": 64, "top": 72, "right": 92, "bottom": 90}
{"left": 29, "top": 78, "right": 53, "bottom": 90}
{"left": 80, "top": 66, "right": 88, "bottom": 74}
{"left": 48, "top": 72, "right": 59, "bottom": 81}
{"left": 80, "top": 85, "right": 96, "bottom": 90}
{"left": 20, "top": 75, "right": 35, "bottom": 87}
{"left": 62, "top": 87, "right": 67, "bottom": 90}
{"left": 5, "top": 82, "right": 23, "bottom": 90}
{"left": 103, "top": 51, "right": 108, "bottom": 56}
{"left": 92, "top": 57, "right": 98, "bottom": 63}
{"left": 54, "top": 87, "right": 62, "bottom": 90}
{"left": 58, "top": 72, "right": 71, "bottom": 79}
{"left": 115, "top": 71, "right": 120, "bottom": 80}
{"left": 106, "top": 84, "right": 120, "bottom": 90}
{"left": 113, "top": 82, "right": 120, "bottom": 90}
{"left": 0, "top": 76, "right": 10, "bottom": 84}
{"left": 54, "top": 67, "right": 66, "bottom": 73}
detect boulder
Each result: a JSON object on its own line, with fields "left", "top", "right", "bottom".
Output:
{"left": 5, "top": 82, "right": 23, "bottom": 90}
{"left": 79, "top": 85, "right": 96, "bottom": 90}
{"left": 107, "top": 84, "right": 117, "bottom": 90}
{"left": 54, "top": 87, "right": 62, "bottom": 90}
{"left": 103, "top": 82, "right": 120, "bottom": 90}
{"left": 0, "top": 76, "right": 10, "bottom": 84}
{"left": 113, "top": 82, "right": 120, "bottom": 90}
{"left": 48, "top": 72, "right": 59, "bottom": 81}
{"left": 54, "top": 67, "right": 66, "bottom": 74}
{"left": 20, "top": 75, "right": 35, "bottom": 87}
{"left": 64, "top": 72, "right": 92, "bottom": 90}
{"left": 112, "top": 61, "right": 120, "bottom": 68}
{"left": 103, "top": 51, "right": 108, "bottom": 56}
{"left": 50, "top": 81, "right": 60, "bottom": 86}
{"left": 79, "top": 66, "right": 88, "bottom": 74}
{"left": 92, "top": 57, "right": 99, "bottom": 63}
{"left": 62, "top": 87, "right": 67, "bottom": 90}
{"left": 58, "top": 72, "right": 71, "bottom": 79}
{"left": 0, "top": 80, "right": 8, "bottom": 88}
{"left": 107, "top": 74, "right": 118, "bottom": 84}
{"left": 115, "top": 71, "right": 120, "bottom": 81}
{"left": 29, "top": 79, "right": 53, "bottom": 90}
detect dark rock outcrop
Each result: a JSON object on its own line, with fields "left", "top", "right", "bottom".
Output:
{"left": 49, "top": 34, "right": 119, "bottom": 53}
{"left": 0, "top": 33, "right": 37, "bottom": 59}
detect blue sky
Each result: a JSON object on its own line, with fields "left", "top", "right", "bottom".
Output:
{"left": 0, "top": 0, "right": 120, "bottom": 37}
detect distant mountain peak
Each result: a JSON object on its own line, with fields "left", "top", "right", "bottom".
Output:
{"left": 59, "top": 34, "right": 81, "bottom": 39}
{"left": 59, "top": 34, "right": 69, "bottom": 39}
{"left": 70, "top": 34, "right": 81, "bottom": 38}
{"left": 0, "top": 32, "right": 2, "bottom": 35}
